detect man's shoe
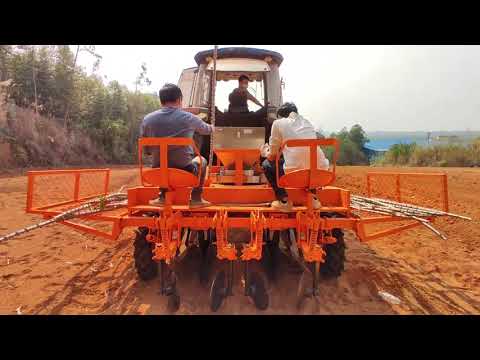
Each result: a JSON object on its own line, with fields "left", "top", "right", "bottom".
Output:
{"left": 150, "top": 196, "right": 165, "bottom": 206}
{"left": 190, "top": 198, "right": 212, "bottom": 207}
{"left": 312, "top": 196, "right": 322, "bottom": 210}
{"left": 271, "top": 199, "right": 293, "bottom": 212}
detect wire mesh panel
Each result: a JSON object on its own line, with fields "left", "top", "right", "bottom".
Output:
{"left": 366, "top": 173, "right": 398, "bottom": 201}
{"left": 78, "top": 171, "right": 109, "bottom": 200}
{"left": 27, "top": 169, "right": 110, "bottom": 211}
{"left": 399, "top": 174, "right": 447, "bottom": 211}
{"left": 31, "top": 173, "right": 76, "bottom": 209}
{"left": 367, "top": 172, "right": 448, "bottom": 212}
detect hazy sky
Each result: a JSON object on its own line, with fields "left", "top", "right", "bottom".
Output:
{"left": 73, "top": 45, "right": 480, "bottom": 133}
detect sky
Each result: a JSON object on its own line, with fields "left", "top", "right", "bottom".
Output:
{"left": 73, "top": 45, "right": 480, "bottom": 133}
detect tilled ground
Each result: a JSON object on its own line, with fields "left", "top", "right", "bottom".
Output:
{"left": 0, "top": 166, "right": 479, "bottom": 315}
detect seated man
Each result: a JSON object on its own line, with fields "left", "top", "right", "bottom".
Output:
{"left": 140, "top": 83, "right": 213, "bottom": 205}
{"left": 228, "top": 75, "right": 264, "bottom": 113}
{"left": 261, "top": 102, "right": 329, "bottom": 211}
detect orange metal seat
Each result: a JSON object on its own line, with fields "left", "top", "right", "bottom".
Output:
{"left": 276, "top": 138, "right": 339, "bottom": 190}
{"left": 138, "top": 137, "right": 201, "bottom": 190}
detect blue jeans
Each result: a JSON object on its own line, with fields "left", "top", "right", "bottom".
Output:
{"left": 262, "top": 158, "right": 288, "bottom": 201}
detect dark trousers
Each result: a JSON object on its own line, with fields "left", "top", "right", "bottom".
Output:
{"left": 182, "top": 156, "right": 207, "bottom": 200}
{"left": 262, "top": 158, "right": 318, "bottom": 201}
{"left": 159, "top": 156, "right": 207, "bottom": 201}
{"left": 262, "top": 158, "right": 288, "bottom": 201}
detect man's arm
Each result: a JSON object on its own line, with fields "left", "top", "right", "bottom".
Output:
{"left": 246, "top": 90, "right": 264, "bottom": 108}
{"left": 139, "top": 118, "right": 152, "bottom": 155}
{"left": 188, "top": 112, "right": 214, "bottom": 135}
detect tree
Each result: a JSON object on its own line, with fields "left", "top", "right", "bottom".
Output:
{"left": 349, "top": 124, "right": 369, "bottom": 149}
{"left": 0, "top": 45, "right": 13, "bottom": 81}
{"left": 30, "top": 47, "right": 38, "bottom": 115}
{"left": 331, "top": 124, "right": 369, "bottom": 165}
{"left": 134, "top": 62, "right": 151, "bottom": 93}
{"left": 63, "top": 45, "right": 102, "bottom": 129}
{"left": 35, "top": 46, "right": 55, "bottom": 115}
{"left": 53, "top": 45, "right": 75, "bottom": 123}
{"left": 2, "top": 45, "right": 162, "bottom": 166}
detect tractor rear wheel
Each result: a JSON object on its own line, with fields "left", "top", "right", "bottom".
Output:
{"left": 319, "top": 229, "right": 346, "bottom": 279}
{"left": 134, "top": 227, "right": 158, "bottom": 281}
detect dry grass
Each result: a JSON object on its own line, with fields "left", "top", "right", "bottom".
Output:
{"left": 2, "top": 107, "right": 106, "bottom": 168}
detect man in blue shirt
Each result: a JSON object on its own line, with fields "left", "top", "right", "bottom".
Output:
{"left": 140, "top": 83, "right": 213, "bottom": 204}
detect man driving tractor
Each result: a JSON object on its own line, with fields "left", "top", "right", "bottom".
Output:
{"left": 261, "top": 102, "right": 329, "bottom": 211}
{"left": 228, "top": 75, "right": 264, "bottom": 113}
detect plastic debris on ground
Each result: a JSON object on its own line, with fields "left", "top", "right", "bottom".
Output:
{"left": 378, "top": 291, "right": 402, "bottom": 305}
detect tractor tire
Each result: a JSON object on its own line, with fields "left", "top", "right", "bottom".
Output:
{"left": 134, "top": 227, "right": 158, "bottom": 281}
{"left": 319, "top": 228, "right": 346, "bottom": 279}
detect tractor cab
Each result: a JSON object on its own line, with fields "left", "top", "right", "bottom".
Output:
{"left": 177, "top": 47, "right": 337, "bottom": 190}
{"left": 178, "top": 47, "right": 284, "bottom": 159}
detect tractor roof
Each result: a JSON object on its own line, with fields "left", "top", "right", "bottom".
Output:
{"left": 194, "top": 47, "right": 284, "bottom": 66}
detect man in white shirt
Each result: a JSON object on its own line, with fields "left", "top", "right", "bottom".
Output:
{"left": 261, "top": 102, "right": 329, "bottom": 211}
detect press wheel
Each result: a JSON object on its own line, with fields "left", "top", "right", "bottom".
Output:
{"left": 248, "top": 271, "right": 269, "bottom": 310}
{"left": 210, "top": 270, "right": 227, "bottom": 312}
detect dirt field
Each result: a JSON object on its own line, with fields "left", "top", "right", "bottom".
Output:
{"left": 1, "top": 166, "right": 479, "bottom": 315}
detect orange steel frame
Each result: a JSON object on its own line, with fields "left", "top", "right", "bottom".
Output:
{"left": 26, "top": 168, "right": 110, "bottom": 213}
{"left": 25, "top": 168, "right": 123, "bottom": 240}
{"left": 366, "top": 172, "right": 449, "bottom": 212}
{"left": 24, "top": 139, "right": 451, "bottom": 263}
{"left": 360, "top": 172, "right": 449, "bottom": 240}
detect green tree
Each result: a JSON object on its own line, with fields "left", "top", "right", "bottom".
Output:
{"left": 2, "top": 45, "right": 163, "bottom": 166}
{"left": 53, "top": 45, "right": 75, "bottom": 124}
{"left": 349, "top": 124, "right": 369, "bottom": 149}
{"left": 0, "top": 45, "right": 13, "bottom": 81}
{"left": 331, "top": 124, "right": 369, "bottom": 165}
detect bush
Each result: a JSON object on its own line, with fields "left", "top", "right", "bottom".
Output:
{"left": 4, "top": 107, "right": 106, "bottom": 167}
{"left": 385, "top": 143, "right": 417, "bottom": 165}
{"left": 376, "top": 139, "right": 480, "bottom": 167}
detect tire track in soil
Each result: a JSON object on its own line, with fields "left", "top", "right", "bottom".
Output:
{"left": 345, "top": 242, "right": 480, "bottom": 314}
{"left": 31, "top": 237, "right": 134, "bottom": 314}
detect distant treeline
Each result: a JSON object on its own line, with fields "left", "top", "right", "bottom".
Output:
{"left": 322, "top": 125, "right": 480, "bottom": 167}
{"left": 374, "top": 141, "right": 480, "bottom": 167}
{"left": 0, "top": 45, "right": 160, "bottom": 166}
{"left": 2, "top": 45, "right": 476, "bottom": 169}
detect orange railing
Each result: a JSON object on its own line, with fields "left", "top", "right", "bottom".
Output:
{"left": 275, "top": 138, "right": 339, "bottom": 189}
{"left": 138, "top": 137, "right": 202, "bottom": 188}
{"left": 26, "top": 169, "right": 110, "bottom": 213}
{"left": 366, "top": 172, "right": 449, "bottom": 212}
